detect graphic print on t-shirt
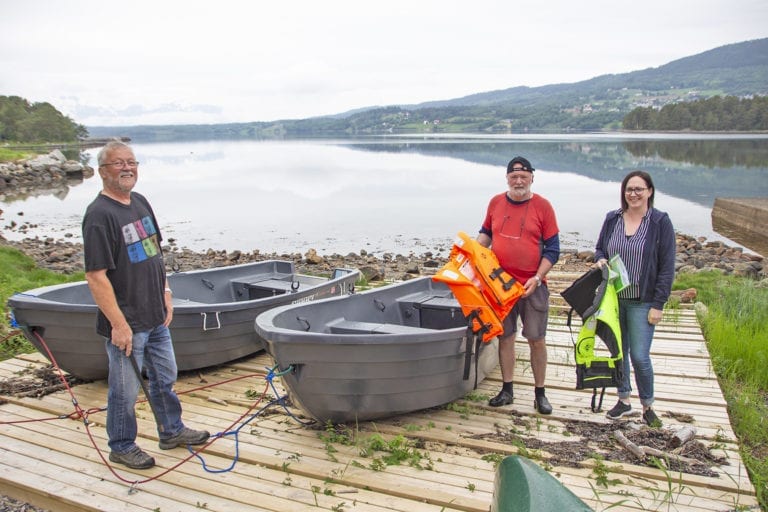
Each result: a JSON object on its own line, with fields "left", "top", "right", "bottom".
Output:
{"left": 122, "top": 216, "right": 161, "bottom": 263}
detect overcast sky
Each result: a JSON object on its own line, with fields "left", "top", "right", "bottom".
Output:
{"left": 2, "top": 0, "right": 766, "bottom": 127}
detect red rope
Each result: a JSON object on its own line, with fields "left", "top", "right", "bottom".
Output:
{"left": 1, "top": 329, "right": 272, "bottom": 487}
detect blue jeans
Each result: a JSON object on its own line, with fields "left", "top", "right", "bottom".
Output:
{"left": 617, "top": 300, "right": 656, "bottom": 407}
{"left": 105, "top": 325, "right": 184, "bottom": 453}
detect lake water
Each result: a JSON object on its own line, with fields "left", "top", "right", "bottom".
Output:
{"left": 2, "top": 134, "right": 767, "bottom": 257}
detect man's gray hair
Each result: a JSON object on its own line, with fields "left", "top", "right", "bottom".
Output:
{"left": 97, "top": 139, "right": 132, "bottom": 166}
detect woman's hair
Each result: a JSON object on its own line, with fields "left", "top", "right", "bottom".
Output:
{"left": 620, "top": 170, "right": 655, "bottom": 211}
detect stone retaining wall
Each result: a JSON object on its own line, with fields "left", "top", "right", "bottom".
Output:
{"left": 711, "top": 197, "right": 768, "bottom": 257}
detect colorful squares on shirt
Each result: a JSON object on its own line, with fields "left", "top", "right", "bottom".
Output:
{"left": 123, "top": 216, "right": 160, "bottom": 263}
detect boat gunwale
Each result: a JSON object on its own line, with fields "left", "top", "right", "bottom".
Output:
{"left": 7, "top": 261, "right": 360, "bottom": 313}
{"left": 256, "top": 276, "right": 489, "bottom": 346}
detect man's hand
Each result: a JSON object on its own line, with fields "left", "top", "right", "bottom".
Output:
{"left": 523, "top": 275, "right": 540, "bottom": 297}
{"left": 111, "top": 323, "right": 134, "bottom": 356}
{"left": 163, "top": 290, "right": 174, "bottom": 326}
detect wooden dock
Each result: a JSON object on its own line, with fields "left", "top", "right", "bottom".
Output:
{"left": 0, "top": 271, "right": 760, "bottom": 512}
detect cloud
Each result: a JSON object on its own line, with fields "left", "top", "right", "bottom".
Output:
{"left": 1, "top": 0, "right": 766, "bottom": 126}
{"left": 72, "top": 103, "right": 224, "bottom": 126}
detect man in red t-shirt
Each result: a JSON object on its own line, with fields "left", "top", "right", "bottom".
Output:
{"left": 477, "top": 156, "right": 560, "bottom": 414}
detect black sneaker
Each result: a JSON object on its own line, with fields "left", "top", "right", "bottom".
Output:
{"left": 642, "top": 408, "right": 662, "bottom": 428}
{"left": 109, "top": 446, "right": 155, "bottom": 469}
{"left": 533, "top": 395, "right": 553, "bottom": 415}
{"left": 488, "top": 390, "right": 514, "bottom": 407}
{"left": 159, "top": 427, "right": 210, "bottom": 450}
{"left": 606, "top": 400, "right": 632, "bottom": 419}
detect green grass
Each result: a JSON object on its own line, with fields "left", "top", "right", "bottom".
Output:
{"left": 675, "top": 272, "right": 768, "bottom": 389}
{"left": 0, "top": 246, "right": 83, "bottom": 359}
{"left": 0, "top": 147, "right": 33, "bottom": 162}
{"left": 673, "top": 271, "right": 768, "bottom": 509}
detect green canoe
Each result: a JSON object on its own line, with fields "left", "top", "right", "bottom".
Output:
{"left": 491, "top": 456, "right": 592, "bottom": 512}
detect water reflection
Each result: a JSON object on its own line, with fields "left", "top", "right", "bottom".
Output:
{"left": 1, "top": 136, "right": 766, "bottom": 256}
{"left": 343, "top": 135, "right": 768, "bottom": 208}
{"left": 624, "top": 139, "right": 768, "bottom": 168}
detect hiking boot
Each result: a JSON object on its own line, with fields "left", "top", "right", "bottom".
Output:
{"left": 533, "top": 395, "right": 553, "bottom": 415}
{"left": 109, "top": 446, "right": 155, "bottom": 469}
{"left": 606, "top": 400, "right": 632, "bottom": 419}
{"left": 488, "top": 390, "right": 514, "bottom": 407}
{"left": 642, "top": 408, "right": 662, "bottom": 428}
{"left": 158, "top": 427, "right": 210, "bottom": 450}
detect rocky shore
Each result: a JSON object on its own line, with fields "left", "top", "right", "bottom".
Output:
{"left": 0, "top": 150, "right": 94, "bottom": 200}
{"left": 0, "top": 231, "right": 764, "bottom": 283}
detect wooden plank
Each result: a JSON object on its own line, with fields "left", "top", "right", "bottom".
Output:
{"left": 0, "top": 446, "right": 209, "bottom": 512}
{"left": 0, "top": 418, "right": 284, "bottom": 512}
{"left": 0, "top": 461, "right": 143, "bottom": 512}
{"left": 1, "top": 404, "right": 477, "bottom": 512}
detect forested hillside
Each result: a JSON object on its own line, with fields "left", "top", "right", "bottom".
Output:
{"left": 624, "top": 95, "right": 768, "bottom": 131}
{"left": 0, "top": 96, "right": 87, "bottom": 143}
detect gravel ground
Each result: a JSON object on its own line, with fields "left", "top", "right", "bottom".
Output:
{"left": 0, "top": 495, "right": 48, "bottom": 512}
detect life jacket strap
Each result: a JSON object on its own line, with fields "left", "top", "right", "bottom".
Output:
{"left": 463, "top": 312, "right": 482, "bottom": 382}
{"left": 488, "top": 267, "right": 518, "bottom": 291}
{"left": 591, "top": 388, "right": 606, "bottom": 413}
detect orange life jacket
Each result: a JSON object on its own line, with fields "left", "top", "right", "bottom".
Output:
{"left": 432, "top": 232, "right": 525, "bottom": 341}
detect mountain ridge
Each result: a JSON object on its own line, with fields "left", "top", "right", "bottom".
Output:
{"left": 88, "top": 37, "right": 768, "bottom": 140}
{"left": 396, "top": 38, "right": 768, "bottom": 111}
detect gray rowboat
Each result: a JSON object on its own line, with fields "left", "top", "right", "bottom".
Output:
{"left": 255, "top": 276, "right": 499, "bottom": 423}
{"left": 8, "top": 260, "right": 359, "bottom": 380}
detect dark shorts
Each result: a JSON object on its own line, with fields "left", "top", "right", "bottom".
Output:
{"left": 502, "top": 284, "right": 550, "bottom": 340}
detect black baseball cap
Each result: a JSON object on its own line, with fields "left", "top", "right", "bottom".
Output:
{"left": 506, "top": 156, "right": 535, "bottom": 173}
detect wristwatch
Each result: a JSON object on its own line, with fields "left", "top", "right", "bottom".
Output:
{"left": 533, "top": 275, "right": 541, "bottom": 286}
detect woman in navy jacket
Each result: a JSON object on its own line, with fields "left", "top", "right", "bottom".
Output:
{"left": 594, "top": 170, "right": 676, "bottom": 427}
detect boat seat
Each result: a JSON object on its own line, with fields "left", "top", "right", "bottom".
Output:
{"left": 172, "top": 298, "right": 210, "bottom": 306}
{"left": 418, "top": 296, "right": 461, "bottom": 309}
{"left": 328, "top": 320, "right": 435, "bottom": 335}
{"left": 231, "top": 277, "right": 300, "bottom": 300}
{"left": 250, "top": 278, "right": 304, "bottom": 291}
{"left": 392, "top": 293, "right": 467, "bottom": 330}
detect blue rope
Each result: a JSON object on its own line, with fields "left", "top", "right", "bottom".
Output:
{"left": 266, "top": 366, "right": 315, "bottom": 426}
{"left": 9, "top": 310, "right": 19, "bottom": 328}
{"left": 191, "top": 365, "right": 314, "bottom": 473}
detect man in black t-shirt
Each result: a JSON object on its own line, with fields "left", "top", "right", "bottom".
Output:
{"left": 83, "top": 140, "right": 209, "bottom": 470}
